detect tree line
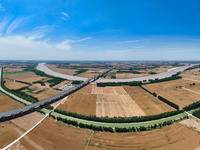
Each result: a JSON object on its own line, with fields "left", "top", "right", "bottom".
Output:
{"left": 50, "top": 114, "right": 187, "bottom": 132}
{"left": 157, "top": 96, "right": 179, "bottom": 110}
{"left": 54, "top": 109, "right": 183, "bottom": 123}
{"left": 183, "top": 101, "right": 200, "bottom": 111}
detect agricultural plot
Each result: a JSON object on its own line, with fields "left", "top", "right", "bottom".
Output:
{"left": 0, "top": 122, "right": 22, "bottom": 148}
{"left": 181, "top": 68, "right": 200, "bottom": 81}
{"left": 58, "top": 92, "right": 97, "bottom": 116}
{"left": 116, "top": 73, "right": 149, "bottom": 79}
{"left": 5, "top": 72, "right": 48, "bottom": 83}
{"left": 88, "top": 124, "right": 200, "bottom": 150}
{"left": 0, "top": 92, "right": 23, "bottom": 112}
{"left": 123, "top": 86, "right": 175, "bottom": 115}
{"left": 4, "top": 80, "right": 27, "bottom": 90}
{"left": 92, "top": 86, "right": 145, "bottom": 117}
{"left": 143, "top": 79, "right": 200, "bottom": 108}
{"left": 77, "top": 71, "right": 100, "bottom": 78}
{"left": 18, "top": 118, "right": 92, "bottom": 150}
{"left": 3, "top": 67, "right": 24, "bottom": 73}
{"left": 34, "top": 89, "right": 61, "bottom": 101}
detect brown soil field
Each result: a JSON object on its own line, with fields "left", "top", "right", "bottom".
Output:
{"left": 184, "top": 83, "right": 200, "bottom": 93}
{"left": 180, "top": 117, "right": 200, "bottom": 132}
{"left": 116, "top": 73, "right": 149, "bottom": 79}
{"left": 3, "top": 67, "right": 24, "bottom": 72}
{"left": 181, "top": 68, "right": 200, "bottom": 80}
{"left": 20, "top": 118, "right": 92, "bottom": 150}
{"left": 47, "top": 64, "right": 78, "bottom": 75}
{"left": 123, "top": 86, "right": 175, "bottom": 115}
{"left": 143, "top": 79, "right": 200, "bottom": 108}
{"left": 0, "top": 122, "right": 21, "bottom": 148}
{"left": 78, "top": 71, "right": 99, "bottom": 78}
{"left": 96, "top": 94, "right": 146, "bottom": 117}
{"left": 78, "top": 84, "right": 93, "bottom": 94}
{"left": 92, "top": 85, "right": 145, "bottom": 117}
{"left": 0, "top": 92, "right": 23, "bottom": 112}
{"left": 88, "top": 123, "right": 200, "bottom": 150}
{"left": 34, "top": 89, "right": 61, "bottom": 101}
{"left": 11, "top": 112, "right": 44, "bottom": 131}
{"left": 5, "top": 80, "right": 27, "bottom": 90}
{"left": 5, "top": 72, "right": 47, "bottom": 83}
{"left": 58, "top": 92, "right": 96, "bottom": 116}
{"left": 92, "top": 85, "right": 127, "bottom": 95}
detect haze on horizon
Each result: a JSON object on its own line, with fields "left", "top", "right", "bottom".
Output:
{"left": 0, "top": 0, "right": 200, "bottom": 61}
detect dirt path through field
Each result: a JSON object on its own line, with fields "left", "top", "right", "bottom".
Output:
{"left": 183, "top": 78, "right": 200, "bottom": 82}
{"left": 182, "top": 87, "right": 200, "bottom": 95}
{"left": 2, "top": 122, "right": 43, "bottom": 150}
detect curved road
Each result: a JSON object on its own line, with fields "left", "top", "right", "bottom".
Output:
{"left": 37, "top": 63, "right": 197, "bottom": 82}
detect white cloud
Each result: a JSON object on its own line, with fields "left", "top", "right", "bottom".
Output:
{"left": 0, "top": 17, "right": 11, "bottom": 35}
{"left": 61, "top": 12, "right": 69, "bottom": 18}
{"left": 0, "top": 35, "right": 72, "bottom": 59}
{"left": 117, "top": 40, "right": 140, "bottom": 44}
{"left": 0, "top": 16, "right": 29, "bottom": 35}
{"left": 6, "top": 17, "right": 28, "bottom": 34}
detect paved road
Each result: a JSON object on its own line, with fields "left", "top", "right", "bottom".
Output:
{"left": 37, "top": 63, "right": 198, "bottom": 83}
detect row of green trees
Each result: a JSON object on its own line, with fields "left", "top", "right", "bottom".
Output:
{"left": 97, "top": 73, "right": 182, "bottom": 87}
{"left": 97, "top": 81, "right": 142, "bottom": 87}
{"left": 50, "top": 114, "right": 187, "bottom": 132}
{"left": 140, "top": 86, "right": 157, "bottom": 97}
{"left": 192, "top": 109, "right": 200, "bottom": 119}
{"left": 158, "top": 96, "right": 179, "bottom": 110}
{"left": 54, "top": 109, "right": 183, "bottom": 123}
{"left": 71, "top": 80, "right": 83, "bottom": 84}
{"left": 144, "top": 74, "right": 182, "bottom": 84}
{"left": 183, "top": 101, "right": 200, "bottom": 111}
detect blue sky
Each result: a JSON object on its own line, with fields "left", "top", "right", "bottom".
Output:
{"left": 0, "top": 0, "right": 200, "bottom": 60}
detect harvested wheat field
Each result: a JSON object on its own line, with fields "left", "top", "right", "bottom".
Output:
{"left": 92, "top": 85, "right": 127, "bottom": 95}
{"left": 47, "top": 64, "right": 78, "bottom": 75}
{"left": 180, "top": 117, "right": 200, "bottom": 132}
{"left": 3, "top": 67, "right": 24, "bottom": 72}
{"left": 5, "top": 72, "right": 47, "bottom": 83}
{"left": 77, "top": 84, "right": 93, "bottom": 94}
{"left": 11, "top": 112, "right": 44, "bottom": 131}
{"left": 19, "top": 118, "right": 92, "bottom": 150}
{"left": 58, "top": 92, "right": 96, "bottom": 116}
{"left": 5, "top": 80, "right": 27, "bottom": 90}
{"left": 88, "top": 123, "right": 200, "bottom": 150}
{"left": 143, "top": 79, "right": 200, "bottom": 108}
{"left": 96, "top": 94, "right": 146, "bottom": 117}
{"left": 0, "top": 122, "right": 22, "bottom": 148}
{"left": 92, "top": 85, "right": 145, "bottom": 117}
{"left": 116, "top": 73, "right": 149, "bottom": 79}
{"left": 0, "top": 92, "right": 23, "bottom": 112}
{"left": 181, "top": 68, "right": 200, "bottom": 81}
{"left": 123, "top": 86, "right": 175, "bottom": 115}
{"left": 34, "top": 89, "right": 61, "bottom": 101}
{"left": 78, "top": 71, "right": 99, "bottom": 78}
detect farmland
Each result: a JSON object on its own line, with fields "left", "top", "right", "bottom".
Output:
{"left": 143, "top": 79, "right": 200, "bottom": 108}
{"left": 0, "top": 61, "right": 200, "bottom": 150}
{"left": 88, "top": 123, "right": 200, "bottom": 150}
